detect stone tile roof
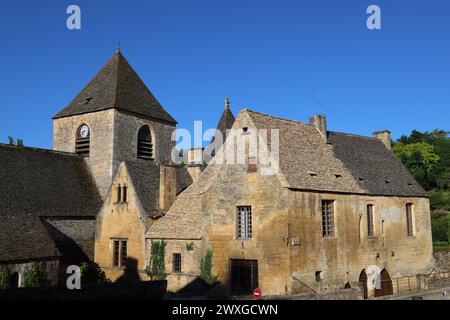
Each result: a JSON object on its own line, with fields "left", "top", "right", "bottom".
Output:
{"left": 146, "top": 109, "right": 428, "bottom": 241}
{"left": 125, "top": 160, "right": 161, "bottom": 217}
{"left": 215, "top": 104, "right": 235, "bottom": 141}
{"left": 328, "top": 132, "right": 427, "bottom": 197}
{"left": 245, "top": 109, "right": 427, "bottom": 197}
{"left": 0, "top": 144, "right": 102, "bottom": 217}
{"left": 53, "top": 52, "right": 177, "bottom": 125}
{"left": 147, "top": 164, "right": 221, "bottom": 239}
{"left": 0, "top": 144, "right": 101, "bottom": 262}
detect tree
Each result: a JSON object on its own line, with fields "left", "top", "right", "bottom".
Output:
{"left": 200, "top": 248, "right": 217, "bottom": 285}
{"left": 22, "top": 263, "right": 50, "bottom": 288}
{"left": 0, "top": 265, "right": 10, "bottom": 289}
{"left": 80, "top": 261, "right": 110, "bottom": 285}
{"left": 393, "top": 142, "right": 440, "bottom": 189}
{"left": 145, "top": 240, "right": 168, "bottom": 281}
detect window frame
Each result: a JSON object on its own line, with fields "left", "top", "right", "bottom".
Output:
{"left": 112, "top": 239, "right": 128, "bottom": 269}
{"left": 367, "top": 204, "right": 375, "bottom": 237}
{"left": 237, "top": 206, "right": 253, "bottom": 240}
{"left": 172, "top": 253, "right": 182, "bottom": 273}
{"left": 406, "top": 203, "right": 414, "bottom": 237}
{"left": 321, "top": 200, "right": 335, "bottom": 238}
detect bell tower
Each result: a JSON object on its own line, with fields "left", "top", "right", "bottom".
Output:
{"left": 52, "top": 51, "right": 177, "bottom": 198}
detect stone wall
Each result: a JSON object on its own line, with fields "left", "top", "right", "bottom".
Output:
{"left": 145, "top": 239, "right": 204, "bottom": 292}
{"left": 0, "top": 280, "right": 167, "bottom": 300}
{"left": 3, "top": 259, "right": 60, "bottom": 287}
{"left": 42, "top": 218, "right": 96, "bottom": 263}
{"left": 113, "top": 111, "right": 176, "bottom": 168}
{"left": 94, "top": 163, "right": 149, "bottom": 282}
{"left": 433, "top": 248, "right": 450, "bottom": 270}
{"left": 53, "top": 109, "right": 115, "bottom": 198}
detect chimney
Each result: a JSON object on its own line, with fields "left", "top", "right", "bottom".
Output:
{"left": 309, "top": 115, "right": 327, "bottom": 141}
{"left": 373, "top": 130, "right": 392, "bottom": 150}
{"left": 159, "top": 164, "right": 177, "bottom": 211}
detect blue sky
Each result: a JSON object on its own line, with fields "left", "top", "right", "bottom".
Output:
{"left": 0, "top": 0, "right": 449, "bottom": 149}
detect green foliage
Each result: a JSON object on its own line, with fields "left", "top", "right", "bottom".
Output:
{"left": 145, "top": 240, "right": 168, "bottom": 280}
{"left": 200, "top": 248, "right": 217, "bottom": 285}
{"left": 6, "top": 136, "right": 24, "bottom": 147}
{"left": 80, "top": 261, "right": 110, "bottom": 285}
{"left": 186, "top": 242, "right": 194, "bottom": 251}
{"left": 393, "top": 142, "right": 440, "bottom": 188}
{"left": 431, "top": 213, "right": 449, "bottom": 243}
{"left": 22, "top": 263, "right": 50, "bottom": 288}
{"left": 0, "top": 265, "right": 10, "bottom": 289}
{"left": 429, "top": 190, "right": 450, "bottom": 211}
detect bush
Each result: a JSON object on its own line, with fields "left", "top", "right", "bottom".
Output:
{"left": 80, "top": 262, "right": 110, "bottom": 285}
{"left": 145, "top": 240, "right": 168, "bottom": 281}
{"left": 431, "top": 213, "right": 449, "bottom": 244}
{"left": 0, "top": 265, "right": 10, "bottom": 289}
{"left": 22, "top": 263, "right": 49, "bottom": 288}
{"left": 200, "top": 248, "right": 217, "bottom": 286}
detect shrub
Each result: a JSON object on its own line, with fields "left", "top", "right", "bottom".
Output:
{"left": 431, "top": 213, "right": 449, "bottom": 244}
{"left": 200, "top": 248, "right": 217, "bottom": 286}
{"left": 0, "top": 265, "right": 10, "bottom": 289}
{"left": 22, "top": 263, "right": 50, "bottom": 288}
{"left": 145, "top": 240, "right": 168, "bottom": 280}
{"left": 80, "top": 261, "right": 110, "bottom": 285}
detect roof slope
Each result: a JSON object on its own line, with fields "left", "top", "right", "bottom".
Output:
{"left": 215, "top": 103, "right": 235, "bottom": 140}
{"left": 0, "top": 215, "right": 60, "bottom": 262}
{"left": 53, "top": 52, "right": 177, "bottom": 125}
{"left": 126, "top": 160, "right": 161, "bottom": 216}
{"left": 148, "top": 164, "right": 221, "bottom": 239}
{"left": 0, "top": 144, "right": 102, "bottom": 217}
{"left": 328, "top": 132, "right": 427, "bottom": 197}
{"left": 246, "top": 110, "right": 426, "bottom": 197}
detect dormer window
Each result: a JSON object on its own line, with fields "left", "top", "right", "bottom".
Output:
{"left": 75, "top": 124, "right": 90, "bottom": 157}
{"left": 137, "top": 126, "right": 154, "bottom": 160}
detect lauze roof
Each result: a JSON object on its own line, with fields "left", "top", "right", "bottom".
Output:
{"left": 245, "top": 109, "right": 427, "bottom": 197}
{"left": 53, "top": 51, "right": 177, "bottom": 125}
{"left": 0, "top": 144, "right": 102, "bottom": 262}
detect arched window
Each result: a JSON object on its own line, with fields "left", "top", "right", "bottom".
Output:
{"left": 75, "top": 124, "right": 90, "bottom": 157}
{"left": 137, "top": 126, "right": 154, "bottom": 160}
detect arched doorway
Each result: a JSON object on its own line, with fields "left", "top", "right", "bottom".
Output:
{"left": 374, "top": 269, "right": 393, "bottom": 297}
{"left": 9, "top": 272, "right": 19, "bottom": 288}
{"left": 359, "top": 270, "right": 368, "bottom": 299}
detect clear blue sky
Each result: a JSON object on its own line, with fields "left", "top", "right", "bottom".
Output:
{"left": 0, "top": 0, "right": 449, "bottom": 149}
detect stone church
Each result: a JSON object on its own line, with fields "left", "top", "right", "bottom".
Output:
{"left": 0, "top": 52, "right": 433, "bottom": 298}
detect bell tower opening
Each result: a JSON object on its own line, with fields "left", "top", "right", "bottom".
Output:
{"left": 75, "top": 124, "right": 90, "bottom": 157}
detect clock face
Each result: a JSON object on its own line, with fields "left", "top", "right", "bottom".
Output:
{"left": 79, "top": 125, "right": 89, "bottom": 138}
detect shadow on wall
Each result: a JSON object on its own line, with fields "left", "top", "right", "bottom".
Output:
{"left": 41, "top": 220, "right": 90, "bottom": 265}
{"left": 116, "top": 258, "right": 141, "bottom": 283}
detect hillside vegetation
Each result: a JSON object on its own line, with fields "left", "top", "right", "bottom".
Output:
{"left": 393, "top": 130, "right": 450, "bottom": 246}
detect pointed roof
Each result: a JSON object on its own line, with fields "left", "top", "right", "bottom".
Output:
{"left": 215, "top": 98, "right": 235, "bottom": 139}
{"left": 53, "top": 51, "right": 177, "bottom": 124}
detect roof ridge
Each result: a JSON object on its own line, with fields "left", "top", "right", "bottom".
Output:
{"left": 329, "top": 131, "right": 376, "bottom": 140}
{"left": 0, "top": 143, "right": 79, "bottom": 157}
{"left": 241, "top": 109, "right": 314, "bottom": 127}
